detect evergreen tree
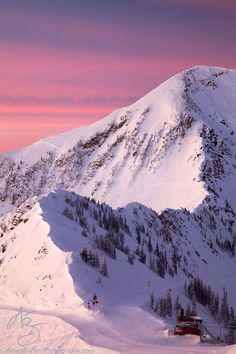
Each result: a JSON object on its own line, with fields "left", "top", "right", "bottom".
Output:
{"left": 187, "top": 281, "right": 195, "bottom": 300}
{"left": 80, "top": 246, "right": 100, "bottom": 269}
{"left": 92, "top": 224, "right": 96, "bottom": 234}
{"left": 152, "top": 291, "right": 173, "bottom": 318}
{"left": 150, "top": 291, "right": 155, "bottom": 310}
{"left": 136, "top": 233, "right": 141, "bottom": 245}
{"left": 88, "top": 251, "right": 100, "bottom": 268}
{"left": 94, "top": 234, "right": 117, "bottom": 259}
{"left": 155, "top": 257, "right": 165, "bottom": 278}
{"left": 154, "top": 298, "right": 159, "bottom": 313}
{"left": 159, "top": 298, "right": 167, "bottom": 317}
{"left": 166, "top": 289, "right": 172, "bottom": 317}
{"left": 139, "top": 248, "right": 146, "bottom": 264}
{"left": 191, "top": 299, "right": 197, "bottom": 316}
{"left": 128, "top": 252, "right": 134, "bottom": 265}
{"left": 148, "top": 238, "right": 153, "bottom": 253}
{"left": 186, "top": 278, "right": 235, "bottom": 327}
{"left": 154, "top": 240, "right": 159, "bottom": 256}
{"left": 174, "top": 295, "right": 181, "bottom": 315}
{"left": 229, "top": 307, "right": 235, "bottom": 324}
{"left": 171, "top": 246, "right": 178, "bottom": 274}
{"left": 186, "top": 302, "right": 191, "bottom": 317}
{"left": 135, "top": 246, "right": 140, "bottom": 256}
{"left": 80, "top": 245, "right": 88, "bottom": 262}
{"left": 100, "top": 257, "right": 108, "bottom": 277}
{"left": 219, "top": 288, "right": 230, "bottom": 326}
{"left": 149, "top": 254, "right": 154, "bottom": 271}
{"left": 184, "top": 281, "right": 187, "bottom": 296}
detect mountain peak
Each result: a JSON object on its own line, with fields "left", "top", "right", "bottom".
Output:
{"left": 184, "top": 64, "right": 228, "bottom": 73}
{"left": 1, "top": 66, "right": 236, "bottom": 214}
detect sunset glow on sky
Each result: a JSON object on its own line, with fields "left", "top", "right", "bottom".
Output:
{"left": 0, "top": 0, "right": 236, "bottom": 152}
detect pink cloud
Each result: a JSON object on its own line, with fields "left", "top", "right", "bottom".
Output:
{"left": 0, "top": 0, "right": 235, "bottom": 153}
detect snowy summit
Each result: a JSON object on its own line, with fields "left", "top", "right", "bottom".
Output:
{"left": 1, "top": 65, "right": 236, "bottom": 214}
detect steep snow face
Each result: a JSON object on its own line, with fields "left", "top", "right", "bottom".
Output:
{"left": 0, "top": 196, "right": 79, "bottom": 307}
{"left": 0, "top": 66, "right": 236, "bottom": 214}
{"left": 0, "top": 190, "right": 235, "bottom": 309}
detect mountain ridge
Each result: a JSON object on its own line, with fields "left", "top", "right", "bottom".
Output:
{"left": 1, "top": 65, "right": 235, "bottom": 214}
{"left": 1, "top": 189, "right": 235, "bottom": 305}
{"left": 3, "top": 65, "right": 235, "bottom": 160}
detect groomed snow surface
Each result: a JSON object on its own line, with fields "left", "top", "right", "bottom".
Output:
{"left": 0, "top": 305, "right": 234, "bottom": 354}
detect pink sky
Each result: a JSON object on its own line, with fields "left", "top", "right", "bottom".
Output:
{"left": 0, "top": 0, "right": 235, "bottom": 153}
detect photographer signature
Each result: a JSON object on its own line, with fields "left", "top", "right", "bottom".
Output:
{"left": 6, "top": 307, "right": 44, "bottom": 346}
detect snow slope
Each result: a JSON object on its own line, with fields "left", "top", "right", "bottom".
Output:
{"left": 0, "top": 190, "right": 236, "bottom": 352}
{"left": 0, "top": 190, "right": 235, "bottom": 307}
{"left": 1, "top": 65, "right": 236, "bottom": 214}
{"left": 1, "top": 306, "right": 234, "bottom": 353}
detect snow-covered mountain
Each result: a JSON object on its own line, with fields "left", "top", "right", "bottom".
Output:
{"left": 0, "top": 189, "right": 235, "bottom": 306}
{"left": 0, "top": 65, "right": 236, "bottom": 352}
{"left": 0, "top": 190, "right": 235, "bottom": 351}
{"left": 1, "top": 65, "right": 236, "bottom": 215}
